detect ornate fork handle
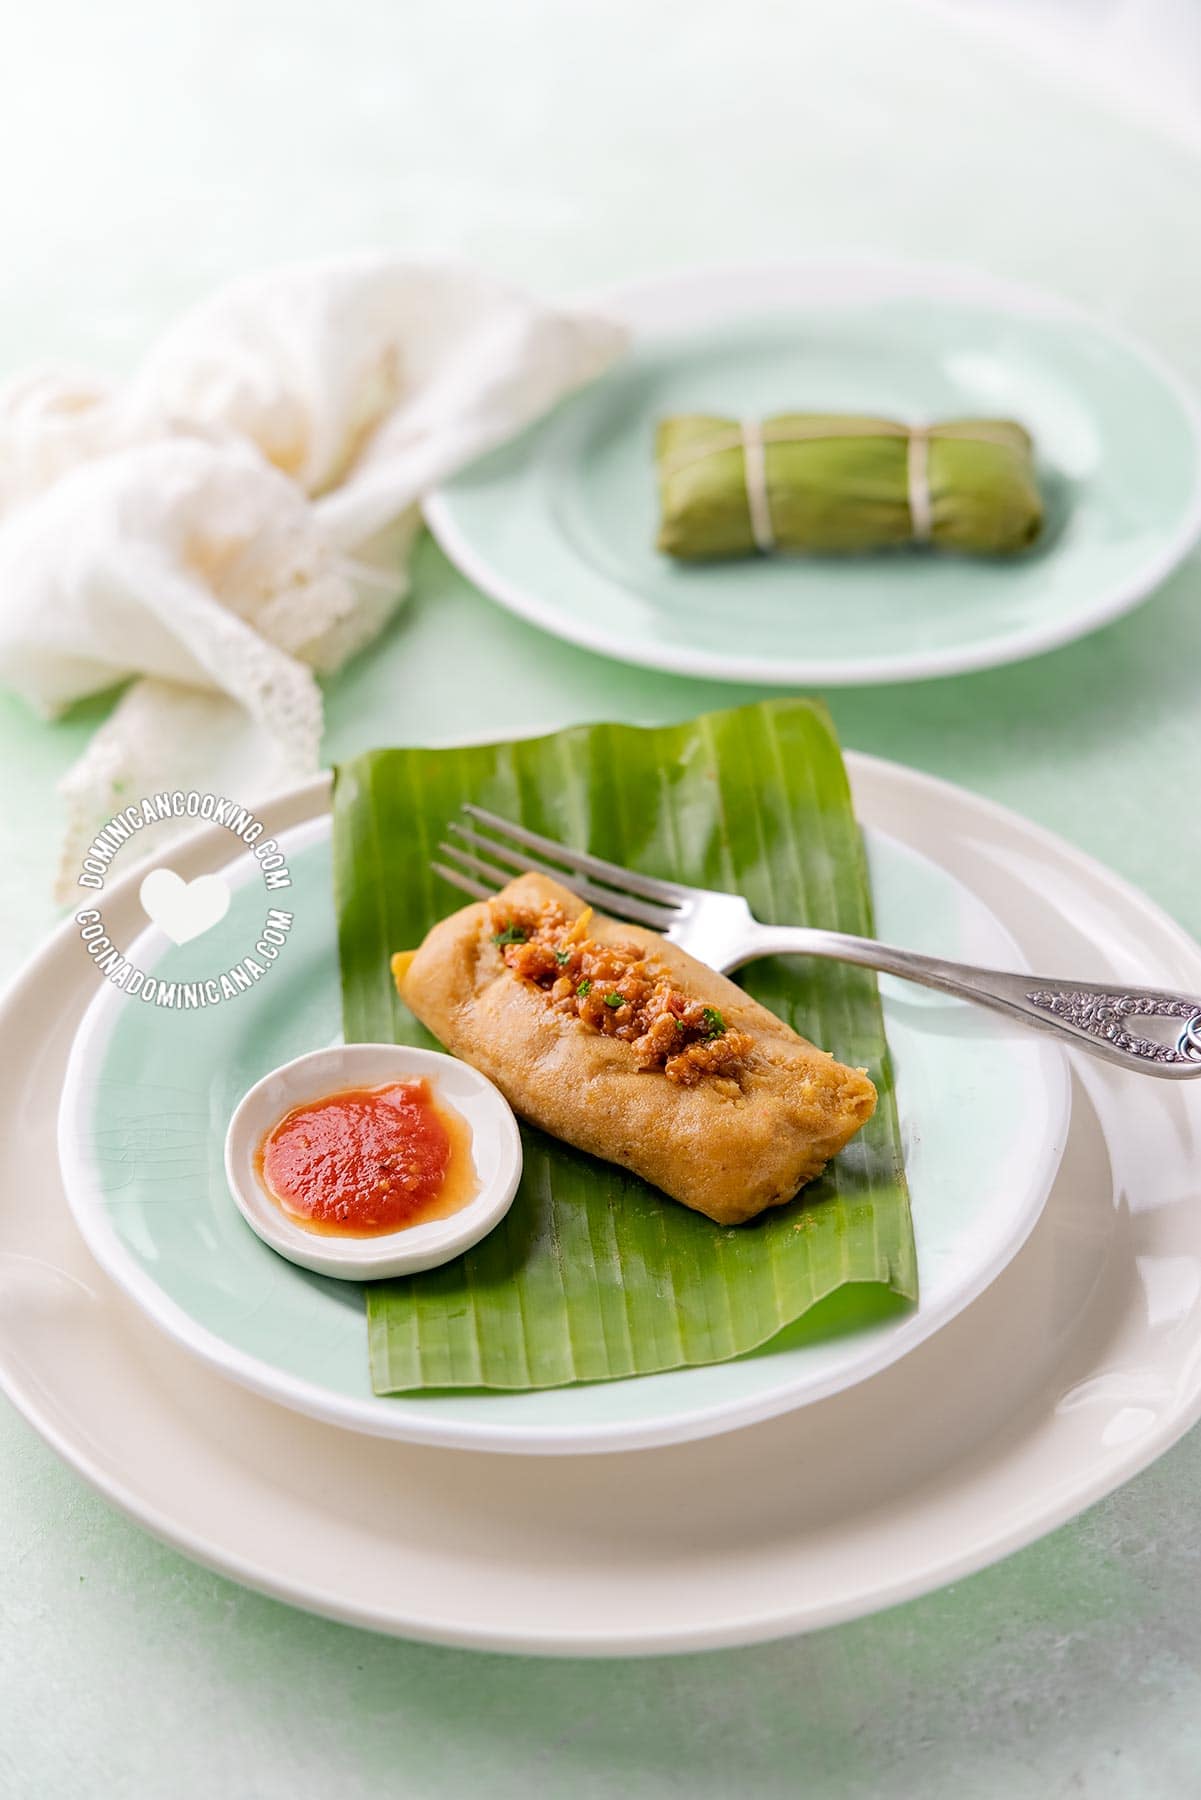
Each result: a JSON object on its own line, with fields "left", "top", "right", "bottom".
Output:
{"left": 739, "top": 927, "right": 1201, "bottom": 1079}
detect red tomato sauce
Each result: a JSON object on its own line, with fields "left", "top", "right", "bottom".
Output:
{"left": 257, "top": 1079, "right": 477, "bottom": 1238}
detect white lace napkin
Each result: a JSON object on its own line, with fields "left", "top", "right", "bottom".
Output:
{"left": 0, "top": 256, "right": 626, "bottom": 898}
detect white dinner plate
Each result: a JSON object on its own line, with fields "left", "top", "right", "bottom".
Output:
{"left": 3, "top": 755, "right": 1200, "bottom": 1653}
{"left": 426, "top": 259, "right": 1201, "bottom": 686}
{"left": 54, "top": 802, "right": 1066, "bottom": 1455}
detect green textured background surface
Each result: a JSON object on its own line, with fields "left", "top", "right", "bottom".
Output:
{"left": 2, "top": 1, "right": 1201, "bottom": 1794}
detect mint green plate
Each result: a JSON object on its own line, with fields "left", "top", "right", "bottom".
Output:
{"left": 57, "top": 781, "right": 1069, "bottom": 1454}
{"left": 427, "top": 260, "right": 1201, "bottom": 686}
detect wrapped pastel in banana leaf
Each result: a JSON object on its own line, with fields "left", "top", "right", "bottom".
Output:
{"left": 655, "top": 413, "right": 1043, "bottom": 560}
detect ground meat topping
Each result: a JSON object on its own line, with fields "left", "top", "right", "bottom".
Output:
{"left": 488, "top": 898, "right": 754, "bottom": 1087}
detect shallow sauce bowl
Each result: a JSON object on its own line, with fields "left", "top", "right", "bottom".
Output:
{"left": 224, "top": 1044, "right": 523, "bottom": 1280}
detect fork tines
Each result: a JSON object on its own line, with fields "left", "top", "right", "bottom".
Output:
{"left": 432, "top": 803, "right": 685, "bottom": 930}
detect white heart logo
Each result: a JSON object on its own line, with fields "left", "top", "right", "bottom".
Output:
{"left": 139, "top": 867, "right": 232, "bottom": 946}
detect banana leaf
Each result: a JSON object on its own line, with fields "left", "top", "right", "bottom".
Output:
{"left": 333, "top": 698, "right": 916, "bottom": 1393}
{"left": 656, "top": 413, "right": 1043, "bottom": 558}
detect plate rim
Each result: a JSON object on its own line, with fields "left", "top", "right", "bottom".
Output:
{"left": 53, "top": 783, "right": 1069, "bottom": 1456}
{"left": 4, "top": 752, "right": 1201, "bottom": 1652}
{"left": 425, "top": 254, "right": 1201, "bottom": 686}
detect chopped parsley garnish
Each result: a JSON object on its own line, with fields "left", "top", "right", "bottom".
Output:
{"left": 702, "top": 1006, "right": 725, "bottom": 1037}
{"left": 492, "top": 923, "right": 528, "bottom": 947}
{"left": 554, "top": 947, "right": 572, "bottom": 966}
{"left": 576, "top": 978, "right": 592, "bottom": 996}
{"left": 604, "top": 991, "right": 624, "bottom": 1009}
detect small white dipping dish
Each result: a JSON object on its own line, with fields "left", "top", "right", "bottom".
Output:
{"left": 224, "top": 1044, "right": 523, "bottom": 1281}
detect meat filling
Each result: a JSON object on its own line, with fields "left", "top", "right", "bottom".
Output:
{"left": 488, "top": 898, "right": 754, "bottom": 1087}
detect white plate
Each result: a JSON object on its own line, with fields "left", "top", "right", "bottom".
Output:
{"left": 427, "top": 259, "right": 1201, "bottom": 687}
{"left": 54, "top": 806, "right": 1066, "bottom": 1454}
{"left": 3, "top": 755, "right": 1201, "bottom": 1653}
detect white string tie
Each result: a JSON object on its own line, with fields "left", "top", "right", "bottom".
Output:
{"left": 906, "top": 425, "right": 933, "bottom": 544}
{"left": 740, "top": 418, "right": 775, "bottom": 554}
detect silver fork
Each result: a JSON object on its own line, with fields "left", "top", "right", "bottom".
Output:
{"left": 433, "top": 804, "right": 1201, "bottom": 1079}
